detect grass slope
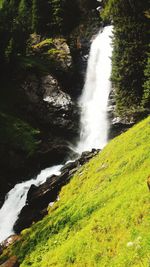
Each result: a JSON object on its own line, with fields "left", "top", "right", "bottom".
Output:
{"left": 7, "top": 117, "right": 150, "bottom": 266}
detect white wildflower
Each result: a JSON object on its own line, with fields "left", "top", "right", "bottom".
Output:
{"left": 126, "top": 241, "right": 134, "bottom": 247}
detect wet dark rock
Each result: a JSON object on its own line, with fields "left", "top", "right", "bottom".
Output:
{"left": 79, "top": 149, "right": 100, "bottom": 164}
{"left": 22, "top": 73, "right": 79, "bottom": 135}
{"left": 108, "top": 121, "right": 134, "bottom": 140}
{"left": 14, "top": 149, "right": 100, "bottom": 233}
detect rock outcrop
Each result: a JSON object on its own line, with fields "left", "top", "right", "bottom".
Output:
{"left": 22, "top": 73, "right": 78, "bottom": 134}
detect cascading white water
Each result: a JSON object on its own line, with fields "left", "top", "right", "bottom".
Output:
{"left": 0, "top": 26, "right": 113, "bottom": 243}
{"left": 76, "top": 26, "right": 113, "bottom": 153}
{"left": 0, "top": 165, "right": 62, "bottom": 243}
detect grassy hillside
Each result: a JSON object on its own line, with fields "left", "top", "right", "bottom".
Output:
{"left": 2, "top": 116, "right": 150, "bottom": 266}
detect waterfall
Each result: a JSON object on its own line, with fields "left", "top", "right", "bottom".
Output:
{"left": 76, "top": 26, "right": 113, "bottom": 153}
{"left": 0, "top": 165, "right": 62, "bottom": 243}
{"left": 0, "top": 26, "right": 113, "bottom": 243}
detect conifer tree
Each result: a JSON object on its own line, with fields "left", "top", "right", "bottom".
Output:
{"left": 102, "top": 0, "right": 150, "bottom": 116}
{"left": 32, "top": 0, "right": 51, "bottom": 34}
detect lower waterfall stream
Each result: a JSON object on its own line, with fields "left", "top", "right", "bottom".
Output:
{"left": 0, "top": 26, "right": 113, "bottom": 243}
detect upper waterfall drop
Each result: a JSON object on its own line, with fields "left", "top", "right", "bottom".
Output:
{"left": 76, "top": 26, "right": 113, "bottom": 154}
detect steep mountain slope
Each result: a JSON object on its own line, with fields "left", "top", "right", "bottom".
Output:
{"left": 1, "top": 116, "right": 150, "bottom": 266}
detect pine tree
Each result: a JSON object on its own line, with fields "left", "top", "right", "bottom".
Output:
{"left": 32, "top": 0, "right": 51, "bottom": 34}
{"left": 102, "top": 0, "right": 150, "bottom": 117}
{"left": 18, "top": 0, "right": 31, "bottom": 28}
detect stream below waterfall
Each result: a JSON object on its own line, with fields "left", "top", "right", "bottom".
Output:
{"left": 0, "top": 26, "right": 113, "bottom": 243}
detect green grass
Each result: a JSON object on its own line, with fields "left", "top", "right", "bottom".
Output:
{"left": 3, "top": 116, "right": 150, "bottom": 266}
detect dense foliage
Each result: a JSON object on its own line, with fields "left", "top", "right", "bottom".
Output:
{"left": 1, "top": 116, "right": 150, "bottom": 266}
{"left": 0, "top": 112, "right": 39, "bottom": 156}
{"left": 102, "top": 0, "right": 150, "bottom": 117}
{"left": 0, "top": 0, "right": 81, "bottom": 65}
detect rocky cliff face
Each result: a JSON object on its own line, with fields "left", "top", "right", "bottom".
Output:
{"left": 22, "top": 73, "right": 78, "bottom": 134}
